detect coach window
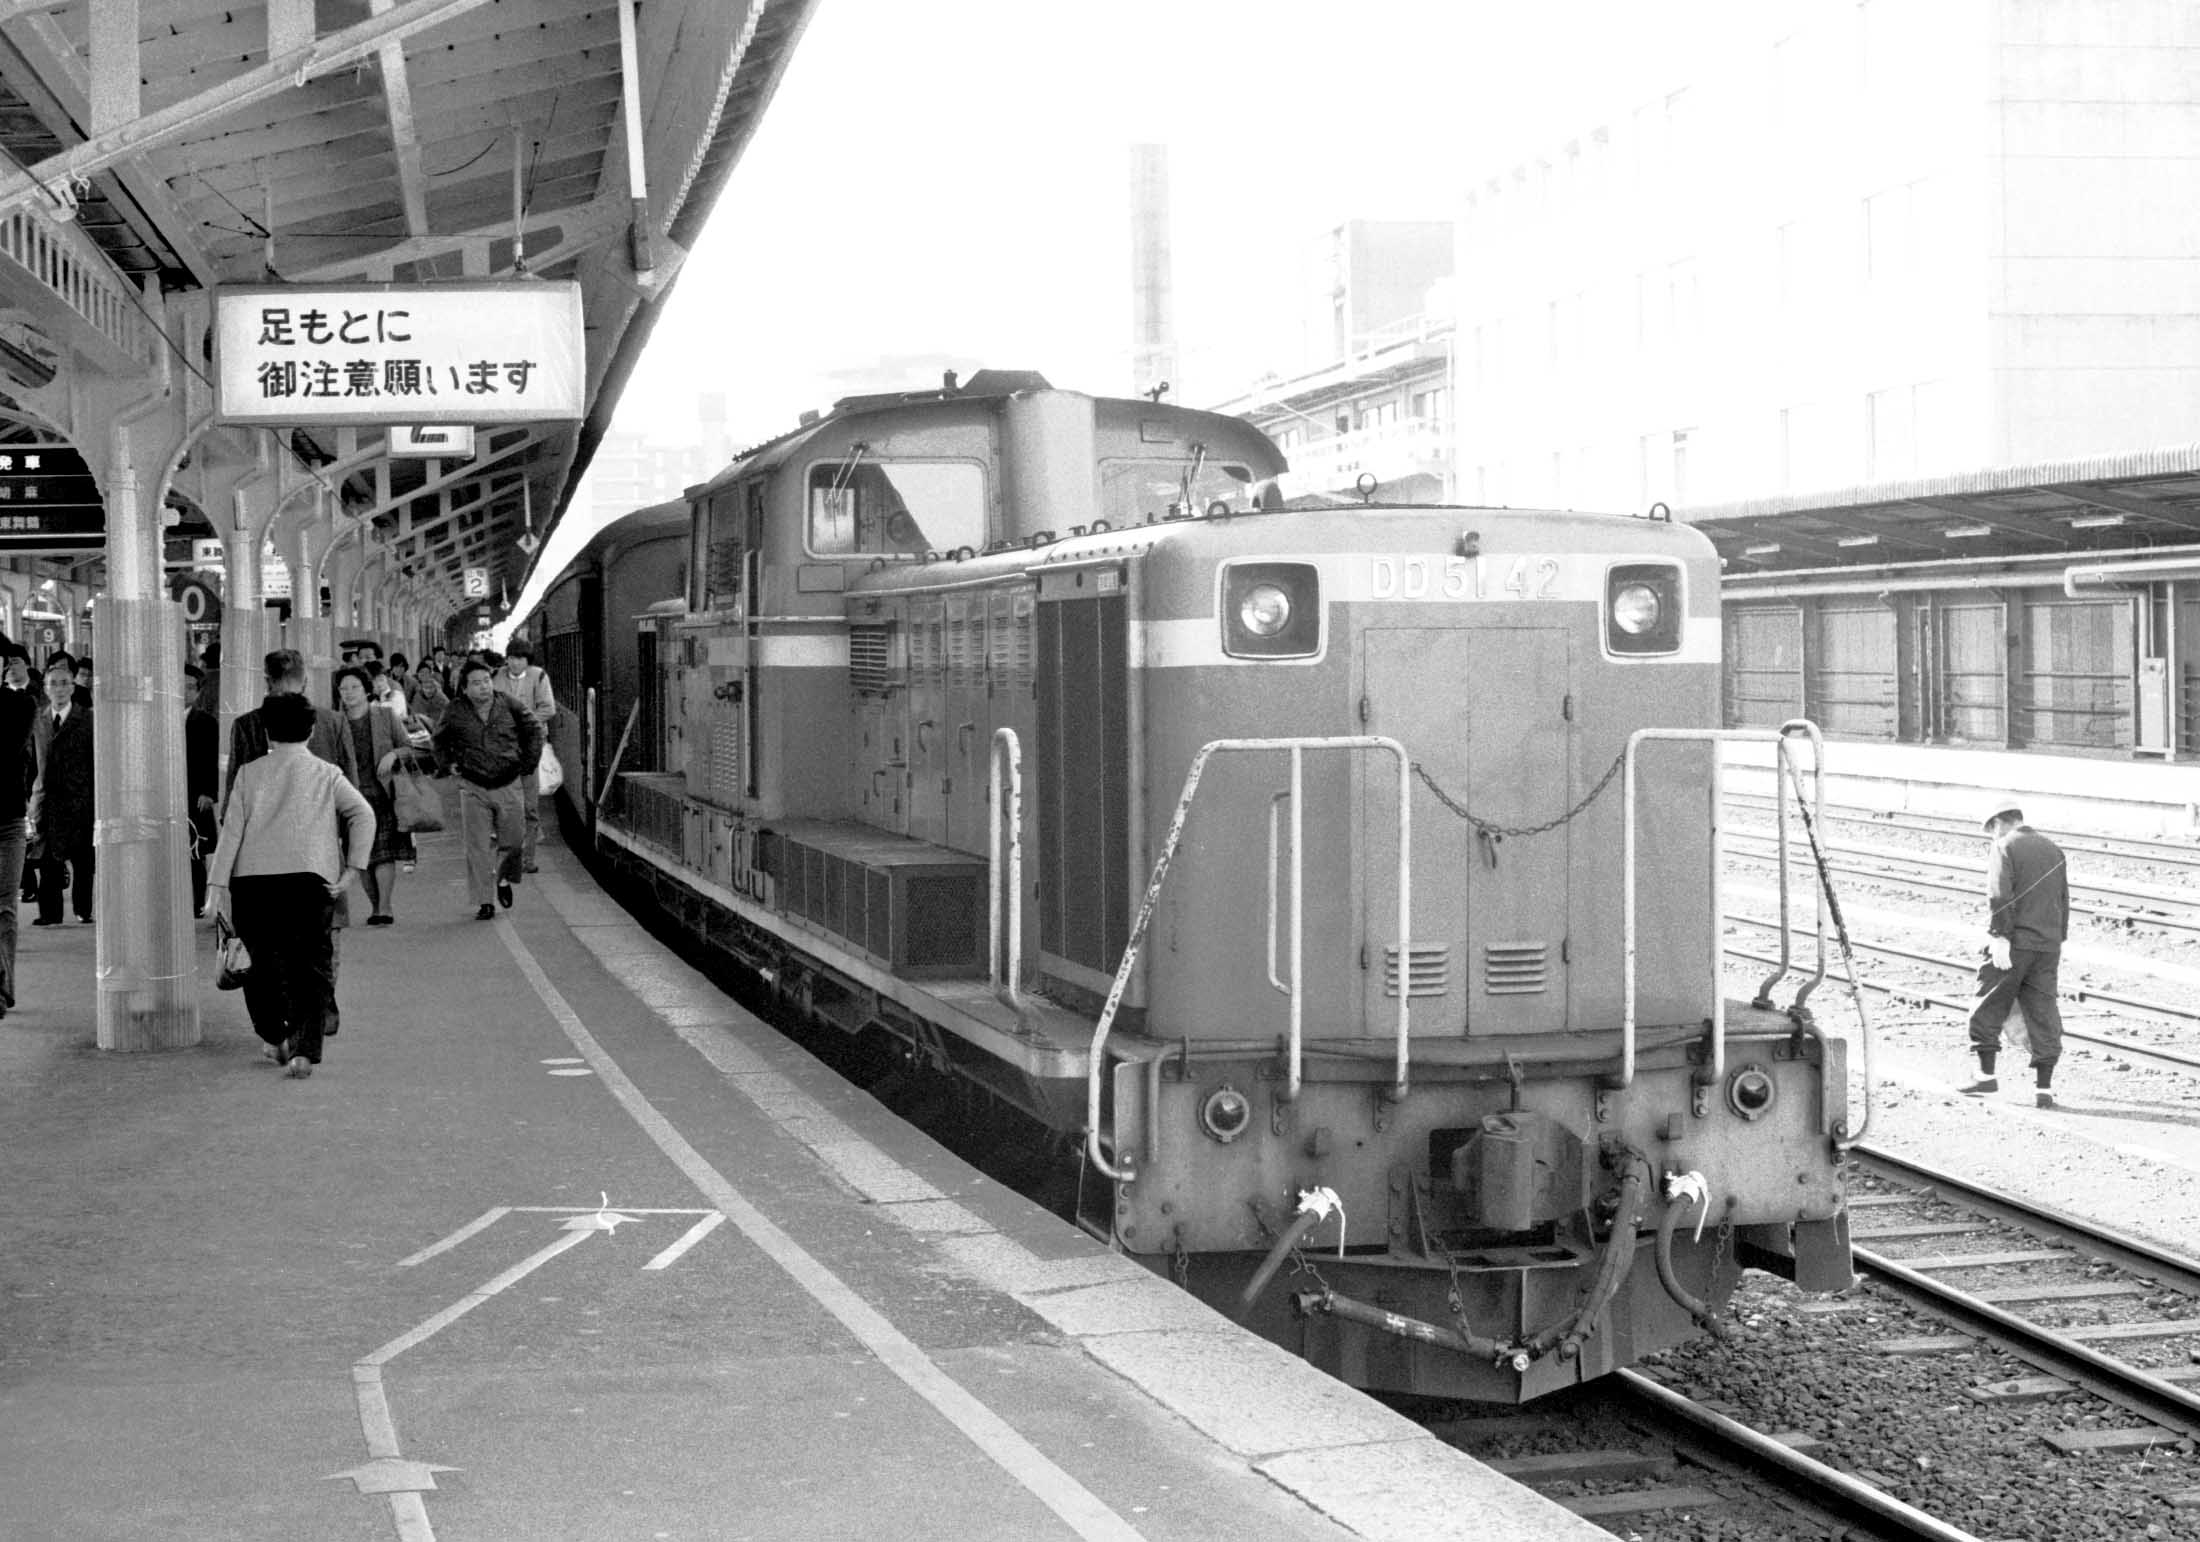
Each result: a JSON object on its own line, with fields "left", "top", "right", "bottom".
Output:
{"left": 807, "top": 460, "right": 984, "bottom": 557}
{"left": 1099, "top": 458, "right": 1255, "bottom": 525}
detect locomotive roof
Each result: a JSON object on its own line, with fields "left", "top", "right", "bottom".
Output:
{"left": 682, "top": 373, "right": 1274, "bottom": 503}
{"left": 845, "top": 500, "right": 1718, "bottom": 596}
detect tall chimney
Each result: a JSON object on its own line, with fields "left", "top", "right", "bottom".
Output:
{"left": 1128, "top": 143, "right": 1177, "bottom": 399}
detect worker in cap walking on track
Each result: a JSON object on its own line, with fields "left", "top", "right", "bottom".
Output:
{"left": 1961, "top": 804, "right": 2068, "bottom": 1108}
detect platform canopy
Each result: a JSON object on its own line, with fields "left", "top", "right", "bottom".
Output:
{"left": 0, "top": 0, "right": 820, "bottom": 615}
{"left": 1684, "top": 445, "right": 2200, "bottom": 579}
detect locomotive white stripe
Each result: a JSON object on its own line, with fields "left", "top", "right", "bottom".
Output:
{"left": 747, "top": 633, "right": 849, "bottom": 668}
{"left": 1139, "top": 617, "right": 1719, "bottom": 668}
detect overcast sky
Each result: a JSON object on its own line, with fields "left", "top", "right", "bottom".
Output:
{"left": 516, "top": 1, "right": 1676, "bottom": 616}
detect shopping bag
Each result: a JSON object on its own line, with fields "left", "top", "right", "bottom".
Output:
{"left": 391, "top": 755, "right": 446, "bottom": 833}
{"left": 213, "top": 914, "right": 251, "bottom": 990}
{"left": 537, "top": 742, "right": 564, "bottom": 796}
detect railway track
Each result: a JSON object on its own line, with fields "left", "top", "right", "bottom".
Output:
{"left": 1721, "top": 925, "right": 2200, "bottom": 1069}
{"left": 1725, "top": 791, "right": 2200, "bottom": 875}
{"left": 1726, "top": 827, "right": 2200, "bottom": 939}
{"left": 1849, "top": 1148, "right": 2200, "bottom": 1429}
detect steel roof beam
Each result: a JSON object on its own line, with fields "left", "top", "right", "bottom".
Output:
{"left": 1901, "top": 495, "right": 2074, "bottom": 546}
{"left": 0, "top": 0, "right": 497, "bottom": 222}
{"left": 284, "top": 193, "right": 628, "bottom": 283}
{"left": 2039, "top": 481, "right": 2200, "bottom": 533}
{"left": 367, "top": 0, "right": 432, "bottom": 239}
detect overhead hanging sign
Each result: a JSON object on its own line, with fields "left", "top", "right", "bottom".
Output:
{"left": 389, "top": 424, "right": 477, "bottom": 458}
{"left": 212, "top": 282, "right": 585, "bottom": 427}
{"left": 0, "top": 444, "right": 104, "bottom": 553}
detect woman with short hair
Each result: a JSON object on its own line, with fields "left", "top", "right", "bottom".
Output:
{"left": 206, "top": 692, "right": 374, "bottom": 1077}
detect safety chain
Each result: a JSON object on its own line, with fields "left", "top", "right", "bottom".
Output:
{"left": 1412, "top": 746, "right": 1630, "bottom": 843}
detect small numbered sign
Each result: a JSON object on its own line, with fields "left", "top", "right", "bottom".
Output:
{"left": 463, "top": 566, "right": 490, "bottom": 598}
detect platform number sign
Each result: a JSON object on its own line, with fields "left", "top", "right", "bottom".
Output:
{"left": 463, "top": 566, "right": 490, "bottom": 598}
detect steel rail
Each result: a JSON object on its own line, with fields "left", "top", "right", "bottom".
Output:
{"left": 1726, "top": 834, "right": 2200, "bottom": 937}
{"left": 1609, "top": 1370, "right": 1981, "bottom": 1542}
{"left": 1722, "top": 916, "right": 2200, "bottom": 1037}
{"left": 1850, "top": 1146, "right": 2200, "bottom": 1294}
{"left": 1721, "top": 940, "right": 2200, "bottom": 1075}
{"left": 1724, "top": 793, "right": 2200, "bottom": 872}
{"left": 1851, "top": 1247, "right": 2200, "bottom": 1441}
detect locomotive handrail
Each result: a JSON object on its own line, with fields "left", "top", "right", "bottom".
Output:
{"left": 1087, "top": 735, "right": 1412, "bottom": 1182}
{"left": 988, "top": 728, "right": 1024, "bottom": 1012}
{"left": 1620, "top": 723, "right": 1824, "bottom": 1093}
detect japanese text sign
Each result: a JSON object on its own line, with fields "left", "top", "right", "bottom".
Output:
{"left": 0, "top": 444, "right": 103, "bottom": 553}
{"left": 213, "top": 282, "right": 585, "bottom": 426}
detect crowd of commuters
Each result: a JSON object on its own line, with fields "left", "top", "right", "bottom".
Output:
{"left": 0, "top": 631, "right": 553, "bottom": 1076}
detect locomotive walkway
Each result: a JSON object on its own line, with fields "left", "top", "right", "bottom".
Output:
{"left": 0, "top": 824, "right": 1601, "bottom": 1541}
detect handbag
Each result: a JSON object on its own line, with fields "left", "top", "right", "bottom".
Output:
{"left": 537, "top": 742, "right": 564, "bottom": 796}
{"left": 213, "top": 914, "right": 251, "bottom": 991}
{"left": 391, "top": 753, "right": 446, "bottom": 833}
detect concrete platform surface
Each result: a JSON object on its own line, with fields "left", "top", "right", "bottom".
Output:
{"left": 0, "top": 825, "right": 1602, "bottom": 1541}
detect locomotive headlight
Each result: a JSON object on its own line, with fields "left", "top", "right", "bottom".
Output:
{"left": 1239, "top": 583, "right": 1292, "bottom": 636}
{"left": 1221, "top": 561, "right": 1321, "bottom": 659}
{"left": 1612, "top": 584, "right": 1661, "bottom": 635}
{"left": 1605, "top": 563, "right": 1683, "bottom": 656}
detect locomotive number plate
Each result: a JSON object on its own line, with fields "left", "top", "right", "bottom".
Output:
{"left": 1360, "top": 554, "right": 1568, "bottom": 602}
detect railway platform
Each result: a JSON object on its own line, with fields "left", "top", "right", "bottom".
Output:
{"left": 0, "top": 825, "right": 1603, "bottom": 1542}
{"left": 1725, "top": 737, "right": 2200, "bottom": 840}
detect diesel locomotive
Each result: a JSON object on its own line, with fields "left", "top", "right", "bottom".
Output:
{"left": 534, "top": 369, "right": 1853, "bottom": 1403}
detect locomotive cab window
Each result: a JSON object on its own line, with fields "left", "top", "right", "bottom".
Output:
{"left": 1606, "top": 562, "right": 1684, "bottom": 656}
{"left": 807, "top": 459, "right": 984, "bottom": 557}
{"left": 1101, "top": 458, "right": 1256, "bottom": 526}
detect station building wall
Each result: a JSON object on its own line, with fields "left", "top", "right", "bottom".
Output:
{"left": 1724, "top": 585, "right": 2148, "bottom": 756}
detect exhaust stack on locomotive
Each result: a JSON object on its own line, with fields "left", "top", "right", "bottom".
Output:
{"left": 540, "top": 372, "right": 1853, "bottom": 1404}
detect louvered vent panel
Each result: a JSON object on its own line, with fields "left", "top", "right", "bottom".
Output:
{"left": 709, "top": 720, "right": 743, "bottom": 805}
{"left": 1011, "top": 597, "right": 1035, "bottom": 682}
{"left": 1383, "top": 945, "right": 1450, "bottom": 998}
{"left": 946, "top": 615, "right": 972, "bottom": 686}
{"left": 1484, "top": 942, "right": 1550, "bottom": 995}
{"left": 706, "top": 538, "right": 743, "bottom": 598}
{"left": 849, "top": 626, "right": 891, "bottom": 695}
{"left": 988, "top": 596, "right": 1013, "bottom": 677}
{"left": 913, "top": 620, "right": 942, "bottom": 680}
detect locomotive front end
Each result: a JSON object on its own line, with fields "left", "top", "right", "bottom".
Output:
{"left": 1093, "top": 505, "right": 1850, "bottom": 1403}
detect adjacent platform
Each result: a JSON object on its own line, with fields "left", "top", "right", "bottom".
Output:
{"left": 0, "top": 825, "right": 1603, "bottom": 1540}
{"left": 1726, "top": 738, "right": 2200, "bottom": 839}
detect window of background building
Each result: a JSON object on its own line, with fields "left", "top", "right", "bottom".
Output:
{"left": 1865, "top": 184, "right": 1914, "bottom": 284}
{"left": 1671, "top": 429, "right": 1692, "bottom": 504}
{"left": 1668, "top": 260, "right": 1700, "bottom": 348}
{"left": 1866, "top": 385, "right": 1915, "bottom": 480}
{"left": 1411, "top": 388, "right": 1448, "bottom": 420}
{"left": 1359, "top": 401, "right": 1399, "bottom": 431}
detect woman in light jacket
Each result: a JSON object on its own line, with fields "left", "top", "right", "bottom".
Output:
{"left": 333, "top": 664, "right": 414, "bottom": 924}
{"left": 207, "top": 692, "right": 374, "bottom": 1077}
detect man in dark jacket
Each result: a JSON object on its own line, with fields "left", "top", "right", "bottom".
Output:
{"left": 433, "top": 659, "right": 542, "bottom": 920}
{"left": 1962, "top": 804, "right": 2069, "bottom": 1108}
{"left": 224, "top": 648, "right": 345, "bottom": 817}
{"left": 28, "top": 656, "right": 94, "bottom": 925}
{"left": 184, "top": 662, "right": 220, "bottom": 917}
{"left": 0, "top": 646, "right": 40, "bottom": 1011}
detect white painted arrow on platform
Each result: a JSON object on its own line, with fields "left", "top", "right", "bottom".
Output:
{"left": 324, "top": 1456, "right": 461, "bottom": 1495}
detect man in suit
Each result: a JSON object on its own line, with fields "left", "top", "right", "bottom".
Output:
{"left": 0, "top": 645, "right": 41, "bottom": 1010}
{"left": 184, "top": 662, "right": 220, "bottom": 917}
{"left": 28, "top": 656, "right": 94, "bottom": 925}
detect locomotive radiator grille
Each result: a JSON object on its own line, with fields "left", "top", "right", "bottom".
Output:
{"left": 849, "top": 625, "right": 892, "bottom": 695}
{"left": 1483, "top": 942, "right": 1550, "bottom": 995}
{"left": 709, "top": 721, "right": 743, "bottom": 805}
{"left": 1383, "top": 945, "right": 1450, "bottom": 998}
